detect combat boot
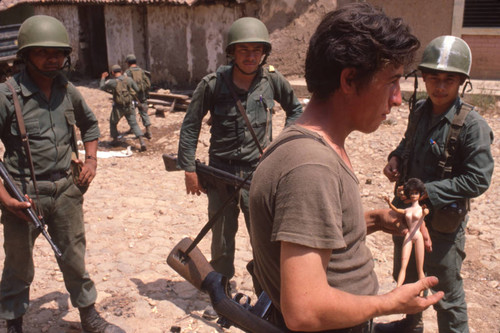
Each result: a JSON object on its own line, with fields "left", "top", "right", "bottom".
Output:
{"left": 79, "top": 304, "right": 125, "bottom": 333}
{"left": 144, "top": 126, "right": 152, "bottom": 140}
{"left": 138, "top": 137, "right": 147, "bottom": 151}
{"left": 374, "top": 313, "right": 423, "bottom": 333}
{"left": 6, "top": 317, "right": 23, "bottom": 333}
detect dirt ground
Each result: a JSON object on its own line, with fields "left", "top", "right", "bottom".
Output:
{"left": 0, "top": 77, "right": 498, "bottom": 333}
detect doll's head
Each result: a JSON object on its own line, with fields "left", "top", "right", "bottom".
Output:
{"left": 404, "top": 178, "right": 426, "bottom": 199}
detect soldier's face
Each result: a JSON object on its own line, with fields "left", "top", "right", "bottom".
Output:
{"left": 233, "top": 43, "right": 264, "bottom": 73}
{"left": 28, "top": 47, "right": 66, "bottom": 71}
{"left": 422, "top": 71, "right": 464, "bottom": 114}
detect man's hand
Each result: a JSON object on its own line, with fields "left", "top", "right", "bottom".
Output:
{"left": 383, "top": 156, "right": 401, "bottom": 182}
{"left": 381, "top": 276, "right": 444, "bottom": 315}
{"left": 77, "top": 158, "right": 97, "bottom": 186}
{"left": 101, "top": 72, "right": 109, "bottom": 79}
{"left": 185, "top": 171, "right": 206, "bottom": 195}
{"left": 366, "top": 208, "right": 407, "bottom": 236}
{"left": 2, "top": 194, "right": 32, "bottom": 222}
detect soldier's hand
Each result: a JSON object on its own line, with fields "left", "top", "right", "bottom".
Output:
{"left": 3, "top": 194, "right": 32, "bottom": 222}
{"left": 185, "top": 171, "right": 206, "bottom": 196}
{"left": 383, "top": 156, "right": 400, "bottom": 182}
{"left": 101, "top": 72, "right": 109, "bottom": 79}
{"left": 77, "top": 157, "right": 97, "bottom": 186}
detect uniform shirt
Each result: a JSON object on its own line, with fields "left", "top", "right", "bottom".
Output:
{"left": 389, "top": 97, "right": 494, "bottom": 210}
{"left": 0, "top": 70, "right": 100, "bottom": 177}
{"left": 99, "top": 75, "right": 139, "bottom": 106}
{"left": 125, "top": 67, "right": 149, "bottom": 102}
{"left": 177, "top": 64, "right": 303, "bottom": 172}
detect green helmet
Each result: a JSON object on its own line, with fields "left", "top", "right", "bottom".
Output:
{"left": 418, "top": 35, "right": 471, "bottom": 77}
{"left": 111, "top": 64, "right": 122, "bottom": 73}
{"left": 126, "top": 54, "right": 136, "bottom": 63}
{"left": 226, "top": 17, "right": 271, "bottom": 54}
{"left": 17, "top": 15, "right": 72, "bottom": 55}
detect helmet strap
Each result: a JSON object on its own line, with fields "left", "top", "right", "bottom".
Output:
{"left": 25, "top": 55, "right": 70, "bottom": 80}
{"left": 461, "top": 80, "right": 472, "bottom": 97}
{"left": 405, "top": 70, "right": 418, "bottom": 112}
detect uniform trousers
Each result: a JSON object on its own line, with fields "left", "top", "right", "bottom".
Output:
{"left": 110, "top": 104, "right": 143, "bottom": 139}
{"left": 207, "top": 158, "right": 255, "bottom": 279}
{"left": 0, "top": 174, "right": 97, "bottom": 320}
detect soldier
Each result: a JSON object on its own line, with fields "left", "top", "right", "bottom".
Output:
{"left": 100, "top": 64, "right": 147, "bottom": 152}
{"left": 0, "top": 15, "right": 124, "bottom": 333}
{"left": 177, "top": 16, "right": 303, "bottom": 318}
{"left": 124, "top": 54, "right": 152, "bottom": 140}
{"left": 378, "top": 36, "right": 494, "bottom": 333}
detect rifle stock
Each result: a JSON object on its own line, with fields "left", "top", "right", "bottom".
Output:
{"left": 167, "top": 238, "right": 283, "bottom": 333}
{"left": 0, "top": 161, "right": 62, "bottom": 257}
{"left": 162, "top": 154, "right": 251, "bottom": 191}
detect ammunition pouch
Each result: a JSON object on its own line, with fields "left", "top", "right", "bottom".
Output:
{"left": 430, "top": 199, "right": 468, "bottom": 233}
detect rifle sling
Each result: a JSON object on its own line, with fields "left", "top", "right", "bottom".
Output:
{"left": 221, "top": 71, "right": 264, "bottom": 155}
{"left": 4, "top": 81, "right": 44, "bottom": 218}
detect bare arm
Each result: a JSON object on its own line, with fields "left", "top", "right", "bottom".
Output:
{"left": 280, "top": 241, "right": 443, "bottom": 331}
{"left": 75, "top": 139, "right": 98, "bottom": 186}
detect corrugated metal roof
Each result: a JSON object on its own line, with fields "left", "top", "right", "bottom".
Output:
{"left": 0, "top": 0, "right": 218, "bottom": 11}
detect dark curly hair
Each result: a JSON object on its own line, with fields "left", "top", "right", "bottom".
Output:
{"left": 404, "top": 178, "right": 426, "bottom": 198}
{"left": 305, "top": 2, "right": 420, "bottom": 100}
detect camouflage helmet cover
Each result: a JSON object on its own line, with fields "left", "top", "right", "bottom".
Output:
{"left": 111, "top": 64, "right": 122, "bottom": 72}
{"left": 226, "top": 17, "right": 271, "bottom": 54}
{"left": 418, "top": 35, "right": 472, "bottom": 77}
{"left": 126, "top": 54, "right": 137, "bottom": 63}
{"left": 17, "top": 15, "right": 72, "bottom": 54}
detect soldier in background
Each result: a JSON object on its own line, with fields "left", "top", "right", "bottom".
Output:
{"left": 100, "top": 64, "right": 147, "bottom": 152}
{"left": 125, "top": 54, "right": 152, "bottom": 140}
{"left": 177, "top": 17, "right": 302, "bottom": 319}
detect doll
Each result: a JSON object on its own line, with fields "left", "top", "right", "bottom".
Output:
{"left": 383, "top": 178, "right": 431, "bottom": 287}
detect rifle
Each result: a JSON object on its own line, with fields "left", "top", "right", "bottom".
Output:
{"left": 167, "top": 238, "right": 283, "bottom": 333}
{"left": 162, "top": 154, "right": 251, "bottom": 191}
{"left": 0, "top": 160, "right": 62, "bottom": 257}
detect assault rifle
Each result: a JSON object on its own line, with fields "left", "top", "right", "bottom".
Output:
{"left": 162, "top": 154, "right": 251, "bottom": 191}
{"left": 167, "top": 238, "right": 282, "bottom": 333}
{"left": 0, "top": 160, "right": 62, "bottom": 257}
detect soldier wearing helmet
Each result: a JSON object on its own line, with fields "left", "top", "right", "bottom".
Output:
{"left": 100, "top": 64, "right": 146, "bottom": 151}
{"left": 381, "top": 36, "right": 494, "bottom": 333}
{"left": 0, "top": 15, "right": 124, "bottom": 333}
{"left": 177, "top": 16, "right": 302, "bottom": 319}
{"left": 124, "top": 54, "right": 152, "bottom": 140}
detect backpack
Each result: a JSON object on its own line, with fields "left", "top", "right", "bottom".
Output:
{"left": 115, "top": 77, "right": 133, "bottom": 107}
{"left": 131, "top": 69, "right": 151, "bottom": 94}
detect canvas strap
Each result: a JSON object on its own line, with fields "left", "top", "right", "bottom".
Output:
{"left": 4, "top": 81, "right": 44, "bottom": 217}
{"left": 221, "top": 72, "right": 264, "bottom": 155}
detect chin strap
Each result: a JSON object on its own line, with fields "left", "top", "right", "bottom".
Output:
{"left": 25, "top": 55, "right": 71, "bottom": 79}
{"left": 461, "top": 79, "right": 473, "bottom": 97}
{"left": 405, "top": 70, "right": 418, "bottom": 112}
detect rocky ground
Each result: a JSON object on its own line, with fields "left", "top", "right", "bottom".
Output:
{"left": 0, "top": 78, "right": 498, "bottom": 333}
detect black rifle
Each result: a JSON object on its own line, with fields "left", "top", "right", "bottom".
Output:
{"left": 167, "top": 238, "right": 282, "bottom": 333}
{"left": 0, "top": 160, "right": 62, "bottom": 257}
{"left": 162, "top": 154, "right": 251, "bottom": 191}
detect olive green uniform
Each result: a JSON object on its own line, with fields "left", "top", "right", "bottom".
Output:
{"left": 125, "top": 67, "right": 151, "bottom": 128}
{"left": 388, "top": 97, "right": 494, "bottom": 332}
{"left": 99, "top": 75, "right": 143, "bottom": 139}
{"left": 0, "top": 70, "right": 100, "bottom": 320}
{"left": 177, "top": 64, "right": 302, "bottom": 278}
